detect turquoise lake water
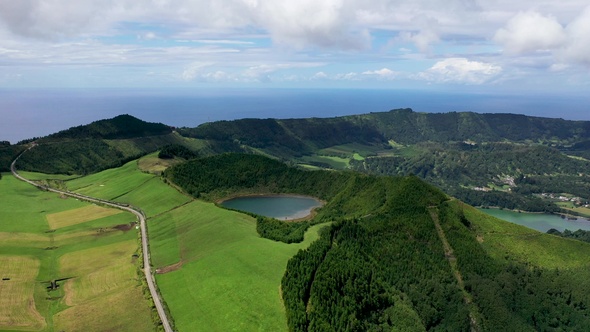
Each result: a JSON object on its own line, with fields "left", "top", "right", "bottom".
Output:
{"left": 479, "top": 208, "right": 590, "bottom": 232}
{"left": 220, "top": 195, "right": 322, "bottom": 220}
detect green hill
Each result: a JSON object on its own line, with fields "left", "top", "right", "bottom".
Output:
{"left": 13, "top": 115, "right": 197, "bottom": 174}
{"left": 44, "top": 114, "right": 172, "bottom": 140}
{"left": 175, "top": 109, "right": 590, "bottom": 213}
{"left": 164, "top": 153, "right": 590, "bottom": 331}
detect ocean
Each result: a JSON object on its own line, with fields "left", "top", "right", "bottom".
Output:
{"left": 1, "top": 88, "right": 589, "bottom": 144}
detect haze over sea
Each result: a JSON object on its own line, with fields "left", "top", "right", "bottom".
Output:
{"left": 1, "top": 88, "right": 589, "bottom": 144}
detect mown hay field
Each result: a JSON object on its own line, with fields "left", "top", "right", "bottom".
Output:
{"left": 46, "top": 205, "right": 122, "bottom": 230}
{"left": 62, "top": 156, "right": 329, "bottom": 331}
{"left": 0, "top": 171, "right": 154, "bottom": 332}
{"left": 0, "top": 256, "right": 45, "bottom": 331}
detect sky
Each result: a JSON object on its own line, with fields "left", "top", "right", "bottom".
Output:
{"left": 0, "top": 1, "right": 589, "bottom": 94}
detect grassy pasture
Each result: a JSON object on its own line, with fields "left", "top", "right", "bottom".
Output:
{"left": 317, "top": 142, "right": 384, "bottom": 158}
{"left": 45, "top": 205, "right": 122, "bottom": 230}
{"left": 463, "top": 203, "right": 590, "bottom": 269}
{"left": 54, "top": 287, "right": 154, "bottom": 332}
{"left": 0, "top": 173, "right": 154, "bottom": 331}
{"left": 0, "top": 256, "right": 45, "bottom": 331}
{"left": 16, "top": 171, "right": 80, "bottom": 181}
{"left": 0, "top": 173, "right": 87, "bottom": 233}
{"left": 299, "top": 155, "right": 350, "bottom": 169}
{"left": 60, "top": 240, "right": 139, "bottom": 307}
{"left": 113, "top": 177, "right": 190, "bottom": 218}
{"left": 65, "top": 161, "right": 154, "bottom": 200}
{"left": 66, "top": 160, "right": 190, "bottom": 218}
{"left": 150, "top": 198, "right": 328, "bottom": 331}
{"left": 60, "top": 158, "right": 331, "bottom": 331}
{"left": 138, "top": 152, "right": 184, "bottom": 174}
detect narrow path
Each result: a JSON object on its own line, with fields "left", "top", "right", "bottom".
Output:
{"left": 11, "top": 146, "right": 173, "bottom": 332}
{"left": 429, "top": 207, "right": 481, "bottom": 332}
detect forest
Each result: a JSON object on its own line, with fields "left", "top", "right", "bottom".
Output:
{"left": 165, "top": 153, "right": 590, "bottom": 331}
{"left": 7, "top": 110, "right": 590, "bottom": 214}
{"left": 174, "top": 109, "right": 590, "bottom": 212}
{"left": 350, "top": 142, "right": 590, "bottom": 212}
{"left": 5, "top": 110, "right": 590, "bottom": 331}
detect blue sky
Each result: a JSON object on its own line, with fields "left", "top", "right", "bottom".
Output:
{"left": 0, "top": 0, "right": 589, "bottom": 94}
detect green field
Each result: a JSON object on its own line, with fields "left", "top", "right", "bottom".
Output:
{"left": 299, "top": 155, "right": 350, "bottom": 169}
{"left": 138, "top": 152, "right": 184, "bottom": 175}
{"left": 0, "top": 172, "right": 154, "bottom": 332}
{"left": 151, "top": 203, "right": 327, "bottom": 331}
{"left": 46, "top": 205, "right": 123, "bottom": 230}
{"left": 464, "top": 203, "right": 590, "bottom": 269}
{"left": 60, "top": 157, "right": 329, "bottom": 331}
{"left": 0, "top": 256, "right": 45, "bottom": 331}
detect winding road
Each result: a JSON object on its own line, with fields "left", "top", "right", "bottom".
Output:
{"left": 11, "top": 147, "right": 173, "bottom": 332}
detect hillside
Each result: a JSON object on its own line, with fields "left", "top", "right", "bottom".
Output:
{"left": 11, "top": 115, "right": 198, "bottom": 174}
{"left": 44, "top": 114, "right": 172, "bottom": 140}
{"left": 165, "top": 153, "right": 590, "bottom": 331}
{"left": 176, "top": 109, "right": 590, "bottom": 213}
{"left": 5, "top": 109, "right": 590, "bottom": 210}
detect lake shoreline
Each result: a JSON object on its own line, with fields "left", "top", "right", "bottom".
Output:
{"left": 217, "top": 193, "right": 325, "bottom": 221}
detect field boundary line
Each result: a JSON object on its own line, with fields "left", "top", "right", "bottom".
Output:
{"left": 429, "top": 206, "right": 481, "bottom": 332}
{"left": 11, "top": 145, "right": 174, "bottom": 332}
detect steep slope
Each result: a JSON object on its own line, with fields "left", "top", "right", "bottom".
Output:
{"left": 176, "top": 109, "right": 590, "bottom": 213}
{"left": 165, "top": 153, "right": 590, "bottom": 331}
{"left": 44, "top": 114, "right": 172, "bottom": 140}
{"left": 16, "top": 115, "right": 189, "bottom": 174}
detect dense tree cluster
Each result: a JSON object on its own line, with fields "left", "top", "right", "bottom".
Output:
{"left": 174, "top": 109, "right": 590, "bottom": 212}
{"left": 547, "top": 228, "right": 590, "bottom": 243}
{"left": 45, "top": 114, "right": 171, "bottom": 140}
{"left": 17, "top": 139, "right": 136, "bottom": 174}
{"left": 10, "top": 116, "right": 190, "bottom": 174}
{"left": 439, "top": 201, "right": 590, "bottom": 330}
{"left": 163, "top": 153, "right": 350, "bottom": 202}
{"left": 178, "top": 117, "right": 385, "bottom": 158}
{"left": 350, "top": 142, "right": 590, "bottom": 212}
{"left": 165, "top": 153, "right": 590, "bottom": 331}
{"left": 0, "top": 144, "right": 26, "bottom": 174}
{"left": 158, "top": 144, "right": 198, "bottom": 160}
{"left": 350, "top": 109, "right": 590, "bottom": 144}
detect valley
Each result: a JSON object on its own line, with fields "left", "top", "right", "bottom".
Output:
{"left": 2, "top": 110, "right": 590, "bottom": 331}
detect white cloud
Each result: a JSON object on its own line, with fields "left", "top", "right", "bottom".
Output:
{"left": 493, "top": 7, "right": 590, "bottom": 67}
{"left": 1, "top": 0, "right": 590, "bottom": 88}
{"left": 181, "top": 62, "right": 214, "bottom": 81}
{"left": 334, "top": 72, "right": 359, "bottom": 81}
{"left": 494, "top": 11, "right": 566, "bottom": 54}
{"left": 312, "top": 71, "right": 329, "bottom": 80}
{"left": 362, "top": 68, "right": 397, "bottom": 79}
{"left": 562, "top": 6, "right": 590, "bottom": 65}
{"left": 419, "top": 58, "right": 502, "bottom": 84}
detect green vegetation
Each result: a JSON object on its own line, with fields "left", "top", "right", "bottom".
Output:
{"left": 350, "top": 141, "right": 590, "bottom": 212}
{"left": 0, "top": 143, "right": 26, "bottom": 174}
{"left": 172, "top": 109, "right": 590, "bottom": 212}
{"left": 444, "top": 202, "right": 590, "bottom": 330}
{"left": 56, "top": 155, "right": 331, "bottom": 331}
{"left": 14, "top": 115, "right": 199, "bottom": 175}
{"left": 157, "top": 144, "right": 198, "bottom": 160}
{"left": 138, "top": 152, "right": 184, "bottom": 175}
{"left": 45, "top": 114, "right": 171, "bottom": 140}
{"left": 6, "top": 109, "right": 590, "bottom": 331}
{"left": 0, "top": 172, "right": 155, "bottom": 331}
{"left": 165, "top": 153, "right": 590, "bottom": 331}
{"left": 548, "top": 228, "right": 590, "bottom": 243}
